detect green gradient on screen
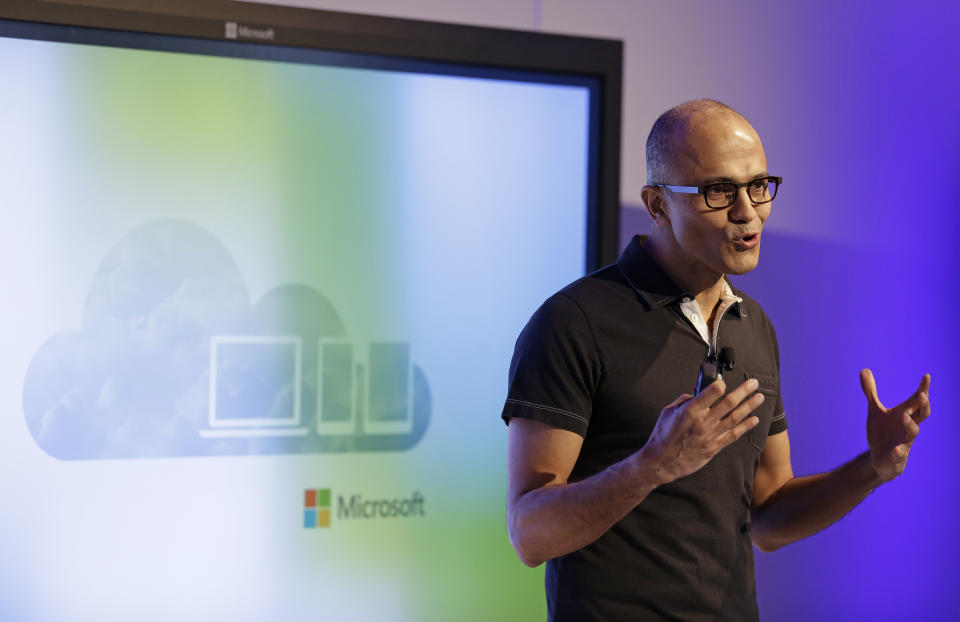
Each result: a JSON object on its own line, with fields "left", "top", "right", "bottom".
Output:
{"left": 62, "top": 42, "right": 407, "bottom": 338}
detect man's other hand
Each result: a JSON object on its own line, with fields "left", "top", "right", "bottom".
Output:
{"left": 640, "top": 378, "right": 763, "bottom": 485}
{"left": 861, "top": 369, "right": 931, "bottom": 482}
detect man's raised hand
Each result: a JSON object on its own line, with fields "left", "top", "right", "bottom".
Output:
{"left": 861, "top": 369, "right": 931, "bottom": 482}
{"left": 640, "top": 378, "right": 764, "bottom": 485}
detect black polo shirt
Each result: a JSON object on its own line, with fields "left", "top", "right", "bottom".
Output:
{"left": 502, "top": 234, "right": 787, "bottom": 622}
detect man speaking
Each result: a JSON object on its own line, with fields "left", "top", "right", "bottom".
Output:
{"left": 500, "top": 99, "right": 931, "bottom": 621}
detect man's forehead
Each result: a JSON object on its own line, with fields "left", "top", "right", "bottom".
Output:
{"left": 671, "top": 112, "right": 766, "bottom": 180}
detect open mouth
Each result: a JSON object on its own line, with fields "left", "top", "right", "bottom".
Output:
{"left": 732, "top": 232, "right": 760, "bottom": 250}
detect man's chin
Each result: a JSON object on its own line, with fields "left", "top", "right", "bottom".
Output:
{"left": 724, "top": 248, "right": 760, "bottom": 275}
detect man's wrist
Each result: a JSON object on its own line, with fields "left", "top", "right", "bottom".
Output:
{"left": 629, "top": 445, "right": 671, "bottom": 489}
{"left": 860, "top": 449, "right": 889, "bottom": 488}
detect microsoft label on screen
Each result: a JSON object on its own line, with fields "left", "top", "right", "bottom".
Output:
{"left": 304, "top": 489, "right": 426, "bottom": 528}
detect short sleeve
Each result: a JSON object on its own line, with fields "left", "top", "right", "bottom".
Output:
{"left": 766, "top": 311, "right": 788, "bottom": 436}
{"left": 500, "top": 292, "right": 602, "bottom": 437}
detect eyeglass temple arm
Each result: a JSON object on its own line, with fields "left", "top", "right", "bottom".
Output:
{"left": 657, "top": 184, "right": 699, "bottom": 194}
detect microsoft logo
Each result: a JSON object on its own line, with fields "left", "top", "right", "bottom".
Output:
{"left": 303, "top": 488, "right": 426, "bottom": 528}
{"left": 303, "top": 489, "right": 331, "bottom": 528}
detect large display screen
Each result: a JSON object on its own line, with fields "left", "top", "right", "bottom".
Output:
{"left": 0, "top": 17, "right": 595, "bottom": 620}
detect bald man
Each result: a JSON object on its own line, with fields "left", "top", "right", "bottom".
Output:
{"left": 501, "top": 99, "right": 930, "bottom": 621}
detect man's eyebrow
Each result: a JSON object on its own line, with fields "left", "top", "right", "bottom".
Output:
{"left": 700, "top": 172, "right": 769, "bottom": 184}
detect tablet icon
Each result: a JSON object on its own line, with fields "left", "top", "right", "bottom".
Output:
{"left": 317, "top": 340, "right": 413, "bottom": 437}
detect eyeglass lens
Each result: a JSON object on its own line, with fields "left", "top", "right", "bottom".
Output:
{"left": 705, "top": 178, "right": 778, "bottom": 208}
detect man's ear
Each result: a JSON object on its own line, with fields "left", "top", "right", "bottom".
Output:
{"left": 640, "top": 185, "right": 671, "bottom": 227}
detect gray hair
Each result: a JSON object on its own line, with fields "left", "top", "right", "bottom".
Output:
{"left": 645, "top": 99, "right": 747, "bottom": 184}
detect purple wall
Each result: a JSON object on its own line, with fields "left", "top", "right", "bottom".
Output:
{"left": 621, "top": 2, "right": 960, "bottom": 617}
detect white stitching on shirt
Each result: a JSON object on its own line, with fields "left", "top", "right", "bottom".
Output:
{"left": 505, "top": 399, "right": 589, "bottom": 425}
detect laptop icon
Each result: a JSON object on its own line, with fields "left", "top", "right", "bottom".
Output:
{"left": 199, "top": 335, "right": 309, "bottom": 438}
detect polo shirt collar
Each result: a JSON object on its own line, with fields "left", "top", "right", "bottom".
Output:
{"left": 615, "top": 234, "right": 746, "bottom": 317}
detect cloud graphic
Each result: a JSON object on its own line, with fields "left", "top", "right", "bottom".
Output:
{"left": 23, "top": 219, "right": 430, "bottom": 460}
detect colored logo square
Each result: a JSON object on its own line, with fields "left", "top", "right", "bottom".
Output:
{"left": 315, "top": 489, "right": 330, "bottom": 507}
{"left": 304, "top": 489, "right": 331, "bottom": 528}
{"left": 305, "top": 488, "right": 330, "bottom": 508}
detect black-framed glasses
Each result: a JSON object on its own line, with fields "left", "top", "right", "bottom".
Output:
{"left": 654, "top": 176, "right": 782, "bottom": 209}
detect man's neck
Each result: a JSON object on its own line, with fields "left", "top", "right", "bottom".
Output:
{"left": 644, "top": 234, "right": 727, "bottom": 325}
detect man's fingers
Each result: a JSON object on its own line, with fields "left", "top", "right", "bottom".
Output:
{"left": 708, "top": 378, "right": 760, "bottom": 420}
{"left": 891, "top": 444, "right": 909, "bottom": 461}
{"left": 716, "top": 414, "right": 759, "bottom": 448}
{"left": 859, "top": 368, "right": 884, "bottom": 410}
{"left": 671, "top": 393, "right": 694, "bottom": 407}
{"left": 910, "top": 391, "right": 931, "bottom": 424}
{"left": 721, "top": 391, "right": 766, "bottom": 427}
{"left": 688, "top": 379, "right": 726, "bottom": 409}
{"left": 893, "top": 382, "right": 931, "bottom": 425}
{"left": 906, "top": 374, "right": 932, "bottom": 424}
{"left": 908, "top": 374, "right": 931, "bottom": 403}
{"left": 917, "top": 373, "right": 931, "bottom": 397}
{"left": 903, "top": 412, "right": 921, "bottom": 442}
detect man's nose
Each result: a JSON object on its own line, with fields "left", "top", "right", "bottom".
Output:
{"left": 727, "top": 187, "right": 758, "bottom": 223}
